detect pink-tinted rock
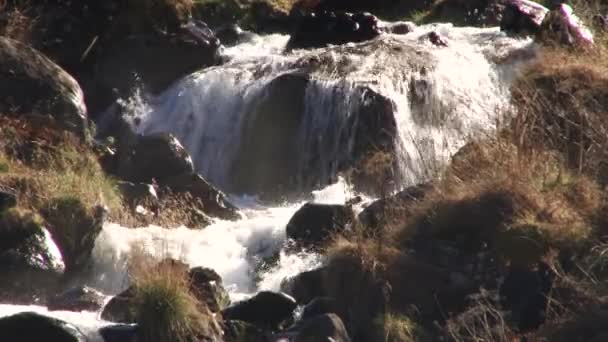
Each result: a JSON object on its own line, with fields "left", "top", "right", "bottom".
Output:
{"left": 538, "top": 4, "right": 594, "bottom": 46}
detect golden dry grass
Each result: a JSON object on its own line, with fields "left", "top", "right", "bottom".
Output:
{"left": 129, "top": 252, "right": 220, "bottom": 342}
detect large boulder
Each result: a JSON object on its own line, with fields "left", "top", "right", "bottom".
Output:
{"left": 358, "top": 183, "right": 433, "bottom": 232}
{"left": 112, "top": 127, "right": 238, "bottom": 220}
{"left": 500, "top": 0, "right": 549, "bottom": 35}
{"left": 163, "top": 173, "right": 240, "bottom": 221}
{"left": 229, "top": 73, "right": 310, "bottom": 198}
{"left": 0, "top": 312, "right": 87, "bottom": 342}
{"left": 101, "top": 286, "right": 136, "bottom": 323}
{"left": 222, "top": 291, "right": 297, "bottom": 330}
{"left": 281, "top": 267, "right": 326, "bottom": 305}
{"left": 537, "top": 3, "right": 594, "bottom": 46}
{"left": 188, "top": 267, "right": 230, "bottom": 313}
{"left": 93, "top": 22, "right": 220, "bottom": 104}
{"left": 294, "top": 313, "right": 351, "bottom": 342}
{"left": 0, "top": 209, "right": 64, "bottom": 303}
{"left": 287, "top": 11, "right": 381, "bottom": 50}
{"left": 286, "top": 203, "right": 354, "bottom": 248}
{"left": 115, "top": 132, "right": 194, "bottom": 184}
{"left": 47, "top": 286, "right": 105, "bottom": 312}
{"left": 0, "top": 37, "right": 89, "bottom": 139}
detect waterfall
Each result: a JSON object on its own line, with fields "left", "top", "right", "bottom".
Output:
{"left": 122, "top": 23, "right": 534, "bottom": 195}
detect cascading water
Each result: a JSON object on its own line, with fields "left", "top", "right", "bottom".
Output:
{"left": 0, "top": 22, "right": 535, "bottom": 339}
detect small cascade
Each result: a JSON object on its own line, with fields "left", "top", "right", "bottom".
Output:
{"left": 121, "top": 24, "right": 534, "bottom": 196}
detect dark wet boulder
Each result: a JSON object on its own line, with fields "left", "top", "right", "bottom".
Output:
{"left": 0, "top": 312, "right": 87, "bottom": 342}
{"left": 358, "top": 183, "right": 433, "bottom": 232}
{"left": 229, "top": 73, "right": 310, "bottom": 198}
{"left": 163, "top": 173, "right": 239, "bottom": 220}
{"left": 281, "top": 267, "right": 326, "bottom": 304}
{"left": 215, "top": 24, "right": 255, "bottom": 47}
{"left": 115, "top": 133, "right": 194, "bottom": 184}
{"left": 500, "top": 0, "right": 549, "bottom": 35}
{"left": 287, "top": 11, "right": 381, "bottom": 50}
{"left": 92, "top": 24, "right": 220, "bottom": 112}
{"left": 0, "top": 209, "right": 64, "bottom": 303}
{"left": 113, "top": 127, "right": 238, "bottom": 220}
{"left": 302, "top": 297, "right": 339, "bottom": 320}
{"left": 537, "top": 3, "right": 594, "bottom": 46}
{"left": 188, "top": 267, "right": 230, "bottom": 312}
{"left": 286, "top": 203, "right": 354, "bottom": 248}
{"left": 223, "top": 320, "right": 269, "bottom": 342}
{"left": 383, "top": 21, "right": 415, "bottom": 35}
{"left": 0, "top": 37, "right": 89, "bottom": 139}
{"left": 222, "top": 291, "right": 297, "bottom": 330}
{"left": 101, "top": 287, "right": 136, "bottom": 324}
{"left": 47, "top": 286, "right": 105, "bottom": 312}
{"left": 99, "top": 324, "right": 137, "bottom": 342}
{"left": 294, "top": 313, "right": 351, "bottom": 342}
{"left": 425, "top": 31, "right": 449, "bottom": 47}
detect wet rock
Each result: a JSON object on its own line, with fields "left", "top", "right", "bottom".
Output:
{"left": 426, "top": 31, "right": 449, "bottom": 47}
{"left": 500, "top": 0, "right": 549, "bottom": 35}
{"left": 287, "top": 11, "right": 381, "bottom": 50}
{"left": 538, "top": 4, "right": 594, "bottom": 46}
{"left": 115, "top": 133, "right": 194, "bottom": 184}
{"left": 188, "top": 267, "right": 230, "bottom": 312}
{"left": 286, "top": 203, "right": 354, "bottom": 248}
{"left": 229, "top": 72, "right": 310, "bottom": 198}
{"left": 47, "top": 286, "right": 105, "bottom": 312}
{"left": 223, "top": 320, "right": 269, "bottom": 342}
{"left": 101, "top": 287, "right": 136, "bottom": 324}
{"left": 215, "top": 24, "right": 254, "bottom": 46}
{"left": 222, "top": 291, "right": 297, "bottom": 330}
{"left": 358, "top": 183, "right": 433, "bottom": 232}
{"left": 302, "top": 297, "right": 339, "bottom": 320}
{"left": 383, "top": 21, "right": 415, "bottom": 35}
{"left": 99, "top": 324, "right": 137, "bottom": 342}
{"left": 294, "top": 313, "right": 351, "bottom": 342}
{"left": 163, "top": 172, "right": 239, "bottom": 220}
{"left": 93, "top": 24, "right": 220, "bottom": 110}
{"left": 0, "top": 312, "right": 87, "bottom": 342}
{"left": 281, "top": 267, "right": 326, "bottom": 304}
{"left": 0, "top": 37, "right": 89, "bottom": 139}
{"left": 0, "top": 209, "right": 64, "bottom": 303}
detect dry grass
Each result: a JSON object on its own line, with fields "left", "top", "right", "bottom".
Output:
{"left": 130, "top": 253, "right": 220, "bottom": 342}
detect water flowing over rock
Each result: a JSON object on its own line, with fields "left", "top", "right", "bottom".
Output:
{"left": 0, "top": 37, "right": 89, "bottom": 139}
{"left": 122, "top": 25, "right": 533, "bottom": 199}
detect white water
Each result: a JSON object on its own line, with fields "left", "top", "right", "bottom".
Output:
{"left": 121, "top": 23, "right": 534, "bottom": 192}
{"left": 1, "top": 23, "right": 535, "bottom": 339}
